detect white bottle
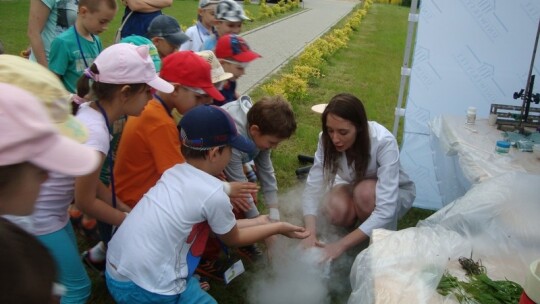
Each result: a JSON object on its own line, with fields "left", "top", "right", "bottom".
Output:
{"left": 466, "top": 107, "right": 476, "bottom": 124}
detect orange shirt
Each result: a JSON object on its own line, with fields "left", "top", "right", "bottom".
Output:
{"left": 114, "top": 99, "right": 184, "bottom": 208}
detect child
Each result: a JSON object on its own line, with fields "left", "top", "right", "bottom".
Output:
{"left": 222, "top": 95, "right": 297, "bottom": 259}
{"left": 147, "top": 14, "right": 190, "bottom": 59}
{"left": 215, "top": 34, "right": 261, "bottom": 104}
{"left": 48, "top": 0, "right": 117, "bottom": 93}
{"left": 113, "top": 51, "right": 223, "bottom": 209}
{"left": 0, "top": 56, "right": 103, "bottom": 302}
{"left": 180, "top": 0, "right": 220, "bottom": 52}
{"left": 0, "top": 82, "right": 99, "bottom": 302}
{"left": 72, "top": 43, "right": 173, "bottom": 277}
{"left": 202, "top": 0, "right": 249, "bottom": 51}
{"left": 106, "top": 104, "right": 310, "bottom": 304}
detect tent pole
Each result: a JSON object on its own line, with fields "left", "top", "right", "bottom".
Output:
{"left": 392, "top": 0, "right": 419, "bottom": 138}
{"left": 518, "top": 18, "right": 540, "bottom": 130}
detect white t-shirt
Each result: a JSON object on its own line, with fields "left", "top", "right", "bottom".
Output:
{"left": 3, "top": 102, "right": 110, "bottom": 235}
{"left": 76, "top": 102, "right": 110, "bottom": 155}
{"left": 107, "top": 163, "right": 236, "bottom": 295}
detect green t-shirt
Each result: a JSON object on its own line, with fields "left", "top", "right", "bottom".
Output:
{"left": 48, "top": 26, "right": 102, "bottom": 93}
{"left": 29, "top": 0, "right": 78, "bottom": 62}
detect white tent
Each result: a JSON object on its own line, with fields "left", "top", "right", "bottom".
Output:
{"left": 397, "top": 0, "right": 540, "bottom": 210}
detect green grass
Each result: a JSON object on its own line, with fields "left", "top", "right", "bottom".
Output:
{"left": 0, "top": 0, "right": 299, "bottom": 55}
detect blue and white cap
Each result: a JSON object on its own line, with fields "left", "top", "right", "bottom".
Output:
{"left": 216, "top": 0, "right": 250, "bottom": 22}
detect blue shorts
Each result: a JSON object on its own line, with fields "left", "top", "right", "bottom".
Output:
{"left": 105, "top": 272, "right": 216, "bottom": 304}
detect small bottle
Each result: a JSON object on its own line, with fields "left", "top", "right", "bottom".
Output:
{"left": 466, "top": 107, "right": 477, "bottom": 124}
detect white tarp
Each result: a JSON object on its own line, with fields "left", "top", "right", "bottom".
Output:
{"left": 400, "top": 0, "right": 540, "bottom": 210}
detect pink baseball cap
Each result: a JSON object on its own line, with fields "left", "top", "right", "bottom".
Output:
{"left": 91, "top": 43, "right": 174, "bottom": 93}
{"left": 0, "top": 83, "right": 100, "bottom": 176}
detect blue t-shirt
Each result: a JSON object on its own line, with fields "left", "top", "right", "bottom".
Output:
{"left": 120, "top": 7, "right": 162, "bottom": 38}
{"left": 214, "top": 80, "right": 236, "bottom": 106}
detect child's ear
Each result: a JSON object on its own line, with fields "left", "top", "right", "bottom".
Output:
{"left": 249, "top": 124, "right": 260, "bottom": 136}
{"left": 78, "top": 6, "right": 89, "bottom": 16}
{"left": 150, "top": 37, "right": 161, "bottom": 46}
{"left": 207, "top": 147, "right": 221, "bottom": 161}
{"left": 119, "top": 85, "right": 132, "bottom": 102}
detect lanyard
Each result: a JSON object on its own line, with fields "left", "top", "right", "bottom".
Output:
{"left": 153, "top": 94, "right": 172, "bottom": 117}
{"left": 196, "top": 22, "right": 208, "bottom": 45}
{"left": 74, "top": 26, "right": 101, "bottom": 68}
{"left": 95, "top": 101, "right": 117, "bottom": 209}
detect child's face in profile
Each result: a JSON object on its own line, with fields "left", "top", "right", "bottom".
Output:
{"left": 153, "top": 38, "right": 179, "bottom": 59}
{"left": 122, "top": 84, "right": 153, "bottom": 117}
{"left": 248, "top": 126, "right": 284, "bottom": 151}
{"left": 199, "top": 5, "right": 217, "bottom": 29}
{"left": 172, "top": 85, "right": 212, "bottom": 115}
{"left": 215, "top": 20, "right": 242, "bottom": 36}
{"left": 220, "top": 60, "right": 246, "bottom": 80}
{"left": 80, "top": 2, "right": 117, "bottom": 35}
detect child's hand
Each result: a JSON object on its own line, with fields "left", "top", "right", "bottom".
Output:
{"left": 230, "top": 197, "right": 252, "bottom": 212}
{"left": 228, "top": 181, "right": 258, "bottom": 199}
{"left": 278, "top": 222, "right": 310, "bottom": 239}
{"left": 299, "top": 234, "right": 319, "bottom": 249}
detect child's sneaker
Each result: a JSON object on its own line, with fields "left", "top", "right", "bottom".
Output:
{"left": 236, "top": 244, "right": 263, "bottom": 264}
{"left": 195, "top": 258, "right": 226, "bottom": 282}
{"left": 82, "top": 250, "right": 105, "bottom": 276}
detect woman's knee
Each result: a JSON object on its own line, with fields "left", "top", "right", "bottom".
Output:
{"left": 353, "top": 179, "right": 376, "bottom": 214}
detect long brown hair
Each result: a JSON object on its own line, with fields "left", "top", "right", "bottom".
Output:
{"left": 321, "top": 93, "right": 370, "bottom": 184}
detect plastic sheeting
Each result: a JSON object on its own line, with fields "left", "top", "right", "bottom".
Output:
{"left": 349, "top": 172, "right": 540, "bottom": 303}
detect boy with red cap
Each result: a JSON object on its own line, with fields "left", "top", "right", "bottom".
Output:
{"left": 214, "top": 34, "right": 261, "bottom": 105}
{"left": 114, "top": 51, "right": 223, "bottom": 209}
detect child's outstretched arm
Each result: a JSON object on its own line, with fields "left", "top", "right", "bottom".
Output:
{"left": 218, "top": 221, "right": 310, "bottom": 248}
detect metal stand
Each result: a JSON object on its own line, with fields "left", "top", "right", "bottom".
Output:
{"left": 392, "top": 0, "right": 419, "bottom": 137}
{"left": 516, "top": 18, "right": 540, "bottom": 133}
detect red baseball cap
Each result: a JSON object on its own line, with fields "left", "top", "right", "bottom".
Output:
{"left": 160, "top": 51, "right": 224, "bottom": 101}
{"left": 215, "top": 34, "right": 261, "bottom": 63}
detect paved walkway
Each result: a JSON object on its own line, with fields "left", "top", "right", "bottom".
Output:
{"left": 238, "top": 0, "right": 359, "bottom": 94}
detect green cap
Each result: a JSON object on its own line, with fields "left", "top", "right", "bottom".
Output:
{"left": 120, "top": 35, "right": 161, "bottom": 72}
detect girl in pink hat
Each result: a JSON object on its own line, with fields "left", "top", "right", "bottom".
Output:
{"left": 69, "top": 43, "right": 173, "bottom": 300}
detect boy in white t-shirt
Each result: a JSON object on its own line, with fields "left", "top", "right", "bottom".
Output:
{"left": 106, "top": 105, "right": 309, "bottom": 303}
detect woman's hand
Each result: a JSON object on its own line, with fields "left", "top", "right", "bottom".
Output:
{"left": 316, "top": 241, "right": 346, "bottom": 262}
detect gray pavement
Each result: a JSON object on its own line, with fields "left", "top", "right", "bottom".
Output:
{"left": 238, "top": 0, "right": 359, "bottom": 95}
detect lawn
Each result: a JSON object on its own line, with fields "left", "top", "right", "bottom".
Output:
{"left": 0, "top": 0, "right": 300, "bottom": 55}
